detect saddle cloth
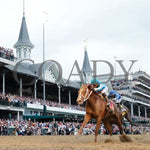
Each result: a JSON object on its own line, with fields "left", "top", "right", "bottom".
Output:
{"left": 109, "top": 100, "right": 114, "bottom": 111}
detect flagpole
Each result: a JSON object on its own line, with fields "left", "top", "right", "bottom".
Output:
{"left": 42, "top": 11, "right": 47, "bottom": 115}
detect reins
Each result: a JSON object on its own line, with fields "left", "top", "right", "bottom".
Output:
{"left": 79, "top": 87, "right": 93, "bottom": 102}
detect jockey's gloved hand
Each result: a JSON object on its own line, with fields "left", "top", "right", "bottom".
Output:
{"left": 92, "top": 88, "right": 96, "bottom": 92}
{"left": 91, "top": 88, "right": 96, "bottom": 92}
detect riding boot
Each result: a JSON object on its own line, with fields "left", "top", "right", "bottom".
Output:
{"left": 102, "top": 93, "right": 113, "bottom": 112}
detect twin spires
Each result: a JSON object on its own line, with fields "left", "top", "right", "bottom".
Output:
{"left": 81, "top": 40, "right": 93, "bottom": 83}
{"left": 13, "top": 1, "right": 92, "bottom": 81}
{"left": 81, "top": 40, "right": 92, "bottom": 74}
{"left": 14, "top": 1, "right": 34, "bottom": 60}
{"left": 14, "top": 15, "right": 34, "bottom": 49}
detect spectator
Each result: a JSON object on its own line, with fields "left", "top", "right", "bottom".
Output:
{"left": 0, "top": 46, "right": 15, "bottom": 61}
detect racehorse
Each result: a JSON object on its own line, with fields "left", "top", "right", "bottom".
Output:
{"left": 76, "top": 84, "right": 130, "bottom": 143}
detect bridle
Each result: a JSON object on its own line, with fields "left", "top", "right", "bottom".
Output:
{"left": 78, "top": 86, "right": 93, "bottom": 103}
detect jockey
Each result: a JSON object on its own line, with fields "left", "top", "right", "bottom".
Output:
{"left": 108, "top": 90, "right": 124, "bottom": 111}
{"left": 109, "top": 90, "right": 121, "bottom": 104}
{"left": 109, "top": 91, "right": 127, "bottom": 113}
{"left": 91, "top": 78, "right": 113, "bottom": 112}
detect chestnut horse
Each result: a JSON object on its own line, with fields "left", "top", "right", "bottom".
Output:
{"left": 76, "top": 84, "right": 125, "bottom": 143}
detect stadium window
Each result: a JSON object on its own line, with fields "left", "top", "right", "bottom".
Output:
{"left": 24, "top": 51, "right": 26, "bottom": 58}
{"left": 19, "top": 51, "right": 21, "bottom": 58}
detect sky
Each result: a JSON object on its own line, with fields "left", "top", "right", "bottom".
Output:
{"left": 0, "top": 0, "right": 150, "bottom": 79}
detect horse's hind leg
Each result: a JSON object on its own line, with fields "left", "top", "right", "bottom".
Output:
{"left": 118, "top": 117, "right": 133, "bottom": 142}
{"left": 104, "top": 121, "right": 113, "bottom": 139}
{"left": 121, "top": 117, "right": 127, "bottom": 132}
{"left": 77, "top": 114, "right": 91, "bottom": 136}
{"left": 125, "top": 113, "right": 133, "bottom": 134}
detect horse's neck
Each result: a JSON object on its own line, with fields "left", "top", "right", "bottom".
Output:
{"left": 87, "top": 93, "right": 103, "bottom": 107}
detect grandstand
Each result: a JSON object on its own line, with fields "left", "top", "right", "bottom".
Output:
{"left": 111, "top": 72, "right": 150, "bottom": 124}
{"left": 0, "top": 9, "right": 84, "bottom": 122}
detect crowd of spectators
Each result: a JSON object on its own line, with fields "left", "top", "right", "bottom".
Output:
{"left": 111, "top": 78, "right": 150, "bottom": 105}
{"left": 111, "top": 77, "right": 150, "bottom": 88}
{"left": 111, "top": 79, "right": 130, "bottom": 91}
{"left": 111, "top": 78, "right": 150, "bottom": 92}
{"left": 113, "top": 86, "right": 130, "bottom": 91}
{"left": 0, "top": 93, "right": 85, "bottom": 111}
{"left": 103, "top": 124, "right": 150, "bottom": 135}
{"left": 0, "top": 46, "right": 15, "bottom": 61}
{"left": 0, "top": 119, "right": 149, "bottom": 136}
{"left": 0, "top": 119, "right": 95, "bottom": 136}
{"left": 111, "top": 79, "right": 126, "bottom": 87}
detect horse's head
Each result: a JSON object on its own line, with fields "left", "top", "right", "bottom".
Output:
{"left": 76, "top": 84, "right": 94, "bottom": 105}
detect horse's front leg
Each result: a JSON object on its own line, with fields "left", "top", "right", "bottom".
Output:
{"left": 77, "top": 114, "right": 91, "bottom": 136}
{"left": 95, "top": 118, "right": 102, "bottom": 143}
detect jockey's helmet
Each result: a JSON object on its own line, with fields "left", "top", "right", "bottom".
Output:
{"left": 109, "top": 90, "right": 115, "bottom": 95}
{"left": 91, "top": 78, "right": 99, "bottom": 84}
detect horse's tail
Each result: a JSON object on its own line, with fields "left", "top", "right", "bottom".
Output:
{"left": 122, "top": 105, "right": 133, "bottom": 133}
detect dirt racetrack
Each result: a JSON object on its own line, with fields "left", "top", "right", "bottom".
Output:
{"left": 0, "top": 134, "right": 150, "bottom": 150}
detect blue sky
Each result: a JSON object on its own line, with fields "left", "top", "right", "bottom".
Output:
{"left": 0, "top": 0, "right": 150, "bottom": 78}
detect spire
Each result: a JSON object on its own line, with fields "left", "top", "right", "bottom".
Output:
{"left": 81, "top": 40, "right": 92, "bottom": 73}
{"left": 14, "top": 1, "right": 34, "bottom": 49}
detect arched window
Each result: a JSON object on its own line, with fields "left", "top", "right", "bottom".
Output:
{"left": 24, "top": 50, "right": 26, "bottom": 58}
{"left": 19, "top": 51, "right": 21, "bottom": 59}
